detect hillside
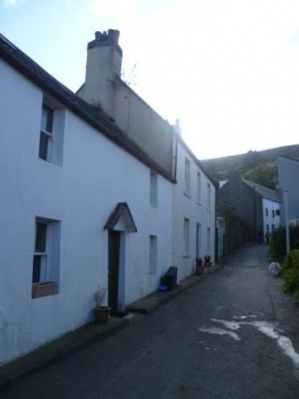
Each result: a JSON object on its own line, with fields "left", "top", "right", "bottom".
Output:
{"left": 201, "top": 144, "right": 299, "bottom": 189}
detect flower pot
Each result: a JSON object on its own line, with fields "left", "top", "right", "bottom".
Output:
{"left": 32, "top": 281, "right": 57, "bottom": 298}
{"left": 196, "top": 264, "right": 205, "bottom": 275}
{"left": 94, "top": 306, "right": 111, "bottom": 323}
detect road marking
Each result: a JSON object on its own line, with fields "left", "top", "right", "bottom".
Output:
{"left": 211, "top": 318, "right": 241, "bottom": 330}
{"left": 198, "top": 327, "right": 241, "bottom": 341}
{"left": 233, "top": 315, "right": 258, "bottom": 320}
{"left": 198, "top": 318, "right": 299, "bottom": 375}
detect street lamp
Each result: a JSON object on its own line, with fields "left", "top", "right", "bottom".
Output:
{"left": 284, "top": 189, "right": 290, "bottom": 253}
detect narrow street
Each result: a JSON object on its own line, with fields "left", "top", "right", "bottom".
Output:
{"left": 2, "top": 244, "right": 299, "bottom": 399}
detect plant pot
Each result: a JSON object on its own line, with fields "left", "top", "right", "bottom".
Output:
{"left": 32, "top": 281, "right": 57, "bottom": 298}
{"left": 94, "top": 306, "right": 111, "bottom": 323}
{"left": 196, "top": 264, "right": 204, "bottom": 275}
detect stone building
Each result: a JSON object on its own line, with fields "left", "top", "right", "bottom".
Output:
{"left": 218, "top": 171, "right": 280, "bottom": 254}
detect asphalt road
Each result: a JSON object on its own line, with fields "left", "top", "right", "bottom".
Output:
{"left": 3, "top": 244, "right": 299, "bottom": 399}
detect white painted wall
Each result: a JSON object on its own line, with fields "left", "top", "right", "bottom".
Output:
{"left": 77, "top": 33, "right": 216, "bottom": 281}
{"left": 172, "top": 141, "right": 216, "bottom": 280}
{"left": 262, "top": 198, "right": 280, "bottom": 237}
{"left": 0, "top": 58, "right": 173, "bottom": 365}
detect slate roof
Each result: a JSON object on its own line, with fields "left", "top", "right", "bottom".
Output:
{"left": 242, "top": 178, "right": 280, "bottom": 202}
{"left": 0, "top": 34, "right": 174, "bottom": 183}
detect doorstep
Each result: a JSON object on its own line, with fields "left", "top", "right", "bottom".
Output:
{"left": 127, "top": 265, "right": 221, "bottom": 314}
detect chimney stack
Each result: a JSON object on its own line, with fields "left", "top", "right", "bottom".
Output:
{"left": 78, "top": 29, "right": 123, "bottom": 116}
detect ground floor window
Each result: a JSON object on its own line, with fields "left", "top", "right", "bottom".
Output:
{"left": 149, "top": 235, "right": 158, "bottom": 275}
{"left": 32, "top": 217, "right": 60, "bottom": 298}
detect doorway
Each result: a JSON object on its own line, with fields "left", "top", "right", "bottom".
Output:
{"left": 108, "top": 230, "right": 121, "bottom": 314}
{"left": 196, "top": 224, "right": 201, "bottom": 258}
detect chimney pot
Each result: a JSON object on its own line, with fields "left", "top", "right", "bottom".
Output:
{"left": 95, "top": 31, "right": 102, "bottom": 40}
{"left": 108, "top": 29, "right": 120, "bottom": 44}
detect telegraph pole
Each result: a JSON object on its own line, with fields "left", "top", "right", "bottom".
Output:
{"left": 284, "top": 189, "right": 290, "bottom": 253}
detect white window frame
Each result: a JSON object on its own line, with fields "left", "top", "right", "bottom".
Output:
{"left": 33, "top": 220, "right": 49, "bottom": 283}
{"left": 39, "top": 95, "right": 65, "bottom": 166}
{"left": 39, "top": 104, "right": 54, "bottom": 162}
{"left": 32, "top": 217, "right": 61, "bottom": 298}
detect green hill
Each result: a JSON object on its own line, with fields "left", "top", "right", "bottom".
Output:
{"left": 201, "top": 144, "right": 299, "bottom": 189}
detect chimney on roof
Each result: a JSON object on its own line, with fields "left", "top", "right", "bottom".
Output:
{"left": 77, "top": 29, "right": 122, "bottom": 116}
{"left": 175, "top": 119, "right": 182, "bottom": 135}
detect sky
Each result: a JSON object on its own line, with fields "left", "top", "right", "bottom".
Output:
{"left": 1, "top": 0, "right": 299, "bottom": 159}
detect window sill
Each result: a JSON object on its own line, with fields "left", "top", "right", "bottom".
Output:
{"left": 197, "top": 201, "right": 202, "bottom": 206}
{"left": 32, "top": 281, "right": 58, "bottom": 298}
{"left": 184, "top": 192, "right": 191, "bottom": 199}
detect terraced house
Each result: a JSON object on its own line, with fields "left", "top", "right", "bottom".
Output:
{"left": 0, "top": 30, "right": 216, "bottom": 365}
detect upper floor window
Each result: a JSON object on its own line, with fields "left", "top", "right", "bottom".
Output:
{"left": 39, "top": 104, "right": 54, "bottom": 161}
{"left": 197, "top": 172, "right": 201, "bottom": 203}
{"left": 150, "top": 170, "right": 158, "bottom": 207}
{"left": 265, "top": 208, "right": 268, "bottom": 217}
{"left": 185, "top": 158, "right": 191, "bottom": 195}
{"left": 272, "top": 210, "right": 275, "bottom": 218}
{"left": 38, "top": 96, "right": 65, "bottom": 166}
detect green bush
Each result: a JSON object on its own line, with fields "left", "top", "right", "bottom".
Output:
{"left": 281, "top": 249, "right": 299, "bottom": 294}
{"left": 269, "top": 225, "right": 299, "bottom": 262}
{"left": 282, "top": 269, "right": 299, "bottom": 293}
{"left": 282, "top": 249, "right": 299, "bottom": 271}
{"left": 270, "top": 226, "right": 286, "bottom": 261}
{"left": 294, "top": 288, "right": 299, "bottom": 300}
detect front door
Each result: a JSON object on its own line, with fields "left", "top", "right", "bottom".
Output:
{"left": 108, "top": 231, "right": 121, "bottom": 314}
{"left": 196, "top": 224, "right": 201, "bottom": 258}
